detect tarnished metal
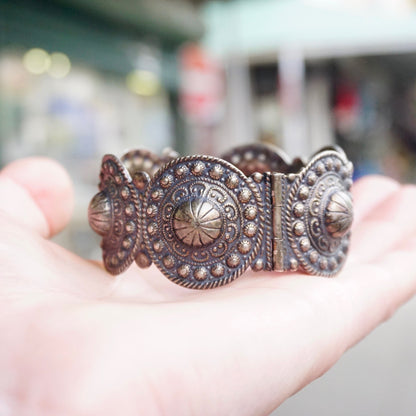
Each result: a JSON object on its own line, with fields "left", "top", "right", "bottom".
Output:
{"left": 271, "top": 173, "right": 285, "bottom": 272}
{"left": 89, "top": 155, "right": 141, "bottom": 275}
{"left": 88, "top": 145, "right": 354, "bottom": 288}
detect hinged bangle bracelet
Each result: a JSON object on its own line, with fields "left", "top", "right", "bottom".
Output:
{"left": 88, "top": 144, "right": 353, "bottom": 289}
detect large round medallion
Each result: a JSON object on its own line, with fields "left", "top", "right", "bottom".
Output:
{"left": 286, "top": 150, "right": 353, "bottom": 276}
{"left": 143, "top": 156, "right": 264, "bottom": 289}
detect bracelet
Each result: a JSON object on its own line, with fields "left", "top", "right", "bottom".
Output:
{"left": 88, "top": 144, "right": 353, "bottom": 289}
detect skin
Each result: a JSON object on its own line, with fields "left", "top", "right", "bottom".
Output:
{"left": 0, "top": 158, "right": 416, "bottom": 416}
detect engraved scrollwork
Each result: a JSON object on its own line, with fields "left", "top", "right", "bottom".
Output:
{"left": 189, "top": 182, "right": 206, "bottom": 196}
{"left": 223, "top": 203, "right": 239, "bottom": 221}
{"left": 191, "top": 250, "right": 210, "bottom": 263}
{"left": 310, "top": 199, "right": 320, "bottom": 216}
{"left": 172, "top": 187, "right": 189, "bottom": 202}
{"left": 225, "top": 223, "right": 239, "bottom": 243}
{"left": 317, "top": 235, "right": 330, "bottom": 252}
{"left": 316, "top": 181, "right": 326, "bottom": 198}
{"left": 163, "top": 222, "right": 174, "bottom": 240}
{"left": 210, "top": 241, "right": 228, "bottom": 257}
{"left": 107, "top": 183, "right": 117, "bottom": 198}
{"left": 171, "top": 241, "right": 191, "bottom": 257}
{"left": 113, "top": 199, "right": 122, "bottom": 215}
{"left": 208, "top": 187, "right": 228, "bottom": 203}
{"left": 310, "top": 218, "right": 321, "bottom": 238}
{"left": 162, "top": 202, "right": 175, "bottom": 220}
{"left": 113, "top": 219, "right": 124, "bottom": 236}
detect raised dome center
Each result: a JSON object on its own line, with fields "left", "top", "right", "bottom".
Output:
{"left": 88, "top": 191, "right": 112, "bottom": 236}
{"left": 325, "top": 190, "right": 353, "bottom": 238}
{"left": 173, "top": 198, "right": 222, "bottom": 247}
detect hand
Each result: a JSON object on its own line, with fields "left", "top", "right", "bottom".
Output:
{"left": 0, "top": 158, "right": 415, "bottom": 416}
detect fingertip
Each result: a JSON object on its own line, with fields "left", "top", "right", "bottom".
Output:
{"left": 1, "top": 157, "right": 74, "bottom": 237}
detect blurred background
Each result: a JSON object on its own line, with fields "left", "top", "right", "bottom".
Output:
{"left": 1, "top": 0, "right": 416, "bottom": 414}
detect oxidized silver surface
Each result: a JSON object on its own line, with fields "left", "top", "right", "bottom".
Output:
{"left": 88, "top": 155, "right": 141, "bottom": 274}
{"left": 88, "top": 145, "right": 354, "bottom": 289}
{"left": 121, "top": 148, "right": 179, "bottom": 177}
{"left": 285, "top": 149, "right": 353, "bottom": 275}
{"left": 221, "top": 143, "right": 304, "bottom": 175}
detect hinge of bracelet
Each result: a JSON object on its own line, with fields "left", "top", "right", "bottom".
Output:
{"left": 271, "top": 172, "right": 285, "bottom": 271}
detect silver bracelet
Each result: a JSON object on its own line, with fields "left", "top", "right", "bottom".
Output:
{"left": 88, "top": 144, "right": 353, "bottom": 289}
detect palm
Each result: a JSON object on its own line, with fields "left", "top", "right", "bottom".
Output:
{"left": 1, "top": 158, "right": 416, "bottom": 416}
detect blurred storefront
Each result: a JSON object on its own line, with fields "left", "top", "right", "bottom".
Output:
{"left": 3, "top": 0, "right": 416, "bottom": 253}
{"left": 202, "top": 0, "right": 416, "bottom": 182}
{"left": 0, "top": 0, "right": 204, "bottom": 254}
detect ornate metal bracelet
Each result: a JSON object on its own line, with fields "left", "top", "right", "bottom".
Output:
{"left": 88, "top": 144, "right": 353, "bottom": 289}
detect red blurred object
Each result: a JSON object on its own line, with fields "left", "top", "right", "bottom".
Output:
{"left": 180, "top": 43, "right": 224, "bottom": 124}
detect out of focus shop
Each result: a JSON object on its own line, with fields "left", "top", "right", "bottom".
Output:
{"left": 3, "top": 0, "right": 416, "bottom": 255}
{"left": 0, "top": 0, "right": 205, "bottom": 254}
{"left": 0, "top": 0, "right": 206, "bottom": 160}
{"left": 202, "top": 0, "right": 416, "bottom": 182}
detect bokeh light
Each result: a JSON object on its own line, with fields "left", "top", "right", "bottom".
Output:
{"left": 126, "top": 69, "right": 160, "bottom": 96}
{"left": 48, "top": 52, "right": 71, "bottom": 79}
{"left": 22, "top": 48, "right": 51, "bottom": 75}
